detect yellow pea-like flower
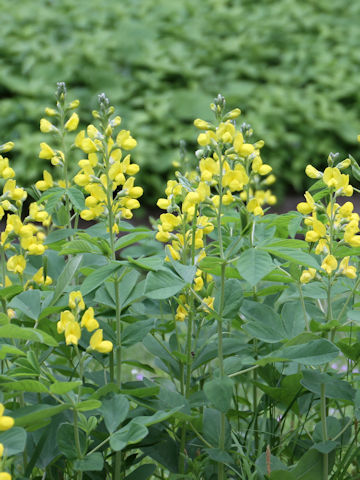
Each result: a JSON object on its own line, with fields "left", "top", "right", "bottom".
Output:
{"left": 81, "top": 307, "right": 99, "bottom": 332}
{"left": 65, "top": 321, "right": 81, "bottom": 346}
{"left": 57, "top": 310, "right": 75, "bottom": 334}
{"left": 300, "top": 268, "right": 316, "bottom": 284}
{"left": 65, "top": 112, "right": 79, "bottom": 131}
{"left": 6, "top": 255, "right": 26, "bottom": 275}
{"left": 0, "top": 472, "right": 11, "bottom": 480}
{"left": 90, "top": 329, "right": 113, "bottom": 353}
{"left": 40, "top": 118, "right": 55, "bottom": 133}
{"left": 33, "top": 267, "right": 52, "bottom": 286}
{"left": 69, "top": 291, "right": 85, "bottom": 311}
{"left": 0, "top": 404, "right": 14, "bottom": 431}
{"left": 39, "top": 142, "right": 55, "bottom": 160}
{"left": 321, "top": 255, "right": 338, "bottom": 275}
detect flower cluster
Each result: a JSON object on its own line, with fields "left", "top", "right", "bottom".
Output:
{"left": 298, "top": 155, "right": 358, "bottom": 282}
{"left": 156, "top": 97, "right": 276, "bottom": 321}
{"left": 74, "top": 94, "right": 142, "bottom": 227}
{"left": 57, "top": 291, "right": 113, "bottom": 353}
{"left": 0, "top": 143, "right": 48, "bottom": 286}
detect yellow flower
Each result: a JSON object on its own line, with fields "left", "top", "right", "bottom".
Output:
{"left": 297, "top": 191, "right": 315, "bottom": 215}
{"left": 57, "top": 310, "right": 75, "bottom": 334}
{"left": 0, "top": 142, "right": 14, "bottom": 153}
{"left": 160, "top": 213, "right": 181, "bottom": 232}
{"left": 300, "top": 268, "right": 316, "bottom": 284}
{"left": 35, "top": 170, "right": 54, "bottom": 191}
{"left": 194, "top": 276, "right": 204, "bottom": 291}
{"left": 3, "top": 179, "right": 27, "bottom": 201}
{"left": 65, "top": 112, "right": 79, "bottom": 131}
{"left": 247, "top": 198, "right": 263, "bottom": 216}
{"left": 305, "top": 217, "right": 326, "bottom": 243}
{"left": 323, "top": 167, "right": 342, "bottom": 189}
{"left": 305, "top": 165, "right": 321, "bottom": 179}
{"left": 0, "top": 473, "right": 12, "bottom": 480}
{"left": 6, "top": 255, "right": 26, "bottom": 274}
{"left": 65, "top": 321, "right": 81, "bottom": 346}
{"left": 321, "top": 255, "right": 338, "bottom": 275}
{"left": 116, "top": 130, "right": 137, "bottom": 150}
{"left": 202, "top": 296, "right": 215, "bottom": 311}
{"left": 69, "top": 291, "right": 85, "bottom": 311}
{"left": 194, "top": 118, "right": 210, "bottom": 130}
{"left": 0, "top": 443, "right": 3, "bottom": 457}
{"left": 0, "top": 404, "right": 14, "bottom": 431}
{"left": 81, "top": 137, "right": 98, "bottom": 154}
{"left": 155, "top": 226, "right": 171, "bottom": 243}
{"left": 39, "top": 142, "right": 55, "bottom": 160}
{"left": 33, "top": 267, "right": 52, "bottom": 286}
{"left": 175, "top": 304, "right": 188, "bottom": 322}
{"left": 0, "top": 156, "right": 15, "bottom": 179}
{"left": 339, "top": 257, "right": 357, "bottom": 279}
{"left": 236, "top": 143, "right": 255, "bottom": 157}
{"left": 90, "top": 329, "right": 113, "bottom": 353}
{"left": 81, "top": 307, "right": 99, "bottom": 332}
{"left": 338, "top": 202, "right": 354, "bottom": 218}
{"left": 40, "top": 118, "right": 56, "bottom": 133}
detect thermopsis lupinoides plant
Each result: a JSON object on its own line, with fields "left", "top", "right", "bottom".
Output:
{"left": 0, "top": 85, "right": 360, "bottom": 480}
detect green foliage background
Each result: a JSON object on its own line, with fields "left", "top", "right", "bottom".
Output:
{"left": 1, "top": 0, "right": 360, "bottom": 203}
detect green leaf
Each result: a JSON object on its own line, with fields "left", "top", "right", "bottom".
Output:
{"left": 8, "top": 290, "right": 41, "bottom": 320}
{"left": 260, "top": 247, "right": 319, "bottom": 269}
{"left": 67, "top": 187, "right": 85, "bottom": 210}
{"left": 1, "top": 380, "right": 48, "bottom": 393}
{"left": 110, "top": 420, "right": 148, "bottom": 451}
{"left": 258, "top": 339, "right": 339, "bottom": 366}
{"left": 204, "top": 448, "right": 233, "bottom": 464}
{"left": 44, "top": 228, "right": 76, "bottom": 245}
{"left": 291, "top": 449, "right": 323, "bottom": 480}
{"left": 242, "top": 301, "right": 287, "bottom": 343}
{"left": 236, "top": 249, "right": 274, "bottom": 287}
{"left": 256, "top": 452, "right": 287, "bottom": 475}
{"left": 80, "top": 261, "right": 125, "bottom": 296}
{"left": 125, "top": 464, "right": 156, "bottom": 480}
{"left": 57, "top": 423, "right": 86, "bottom": 459}
{"left": 144, "top": 269, "right": 186, "bottom": 299}
{"left": 0, "top": 324, "right": 58, "bottom": 346}
{"left": 203, "top": 408, "right": 231, "bottom": 449}
{"left": 100, "top": 394, "right": 129, "bottom": 433}
{"left": 301, "top": 370, "right": 355, "bottom": 401}
{"left": 13, "top": 404, "right": 70, "bottom": 428}
{"left": 270, "top": 472, "right": 296, "bottom": 480}
{"left": 127, "top": 255, "right": 165, "bottom": 271}
{"left": 115, "top": 231, "right": 153, "bottom": 250}
{"left": 312, "top": 441, "right": 338, "bottom": 454}
{"left": 119, "top": 385, "right": 160, "bottom": 398}
{"left": 0, "top": 285, "right": 23, "bottom": 301}
{"left": 50, "top": 255, "right": 83, "bottom": 306}
{"left": 214, "top": 279, "right": 243, "bottom": 319}
{"left": 204, "top": 376, "right": 234, "bottom": 413}
{"left": 73, "top": 452, "right": 104, "bottom": 471}
{"left": 60, "top": 239, "right": 103, "bottom": 255}
{"left": 0, "top": 427, "right": 27, "bottom": 456}
{"left": 122, "top": 319, "right": 155, "bottom": 347}
{"left": 0, "top": 344, "right": 26, "bottom": 359}
{"left": 168, "top": 259, "right": 197, "bottom": 284}
{"left": 50, "top": 381, "right": 82, "bottom": 395}
{"left": 76, "top": 399, "right": 102, "bottom": 412}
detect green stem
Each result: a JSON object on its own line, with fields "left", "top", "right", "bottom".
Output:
{"left": 216, "top": 144, "right": 227, "bottom": 480}
{"left": 320, "top": 383, "right": 328, "bottom": 479}
{"left": 179, "top": 208, "right": 198, "bottom": 475}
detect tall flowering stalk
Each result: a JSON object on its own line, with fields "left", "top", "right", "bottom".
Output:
{"left": 156, "top": 95, "right": 275, "bottom": 478}
{"left": 75, "top": 93, "right": 142, "bottom": 480}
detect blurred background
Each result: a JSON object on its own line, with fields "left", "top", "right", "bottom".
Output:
{"left": 1, "top": 0, "right": 360, "bottom": 209}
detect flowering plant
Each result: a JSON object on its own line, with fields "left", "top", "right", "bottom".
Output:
{"left": 0, "top": 86, "right": 359, "bottom": 479}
